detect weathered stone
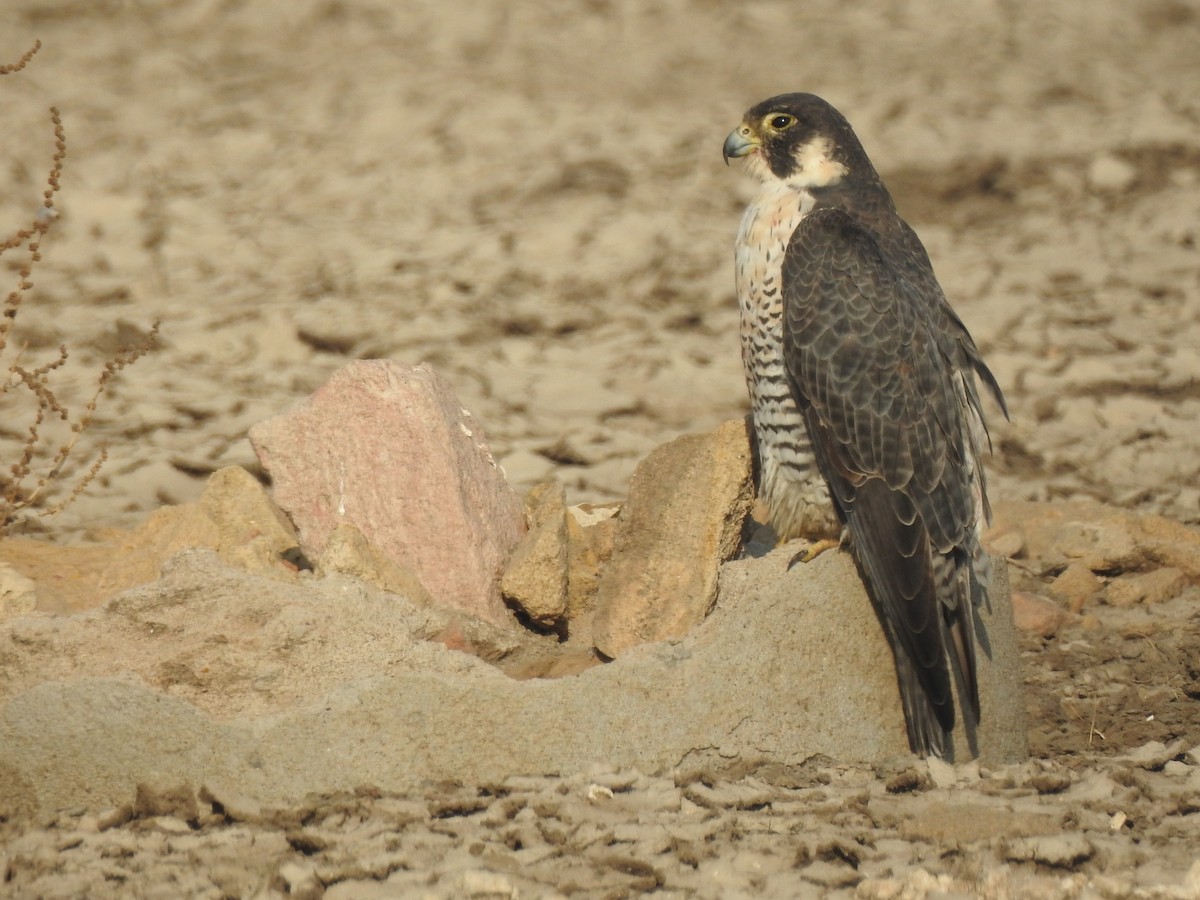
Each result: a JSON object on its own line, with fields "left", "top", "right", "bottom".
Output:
{"left": 0, "top": 468, "right": 299, "bottom": 616}
{"left": 1106, "top": 567, "right": 1187, "bottom": 607}
{"left": 991, "top": 501, "right": 1138, "bottom": 575}
{"left": 317, "top": 523, "right": 434, "bottom": 606}
{"left": 199, "top": 465, "right": 299, "bottom": 572}
{"left": 563, "top": 503, "right": 620, "bottom": 644}
{"left": 460, "top": 870, "right": 519, "bottom": 899}
{"left": 497, "top": 645, "right": 602, "bottom": 680}
{"left": 1011, "top": 591, "right": 1077, "bottom": 638}
{"left": 249, "top": 361, "right": 526, "bottom": 628}
{"left": 984, "top": 521, "right": 1026, "bottom": 560}
{"left": 99, "top": 503, "right": 222, "bottom": 597}
{"left": 99, "top": 466, "right": 300, "bottom": 594}
{"left": 496, "top": 448, "right": 556, "bottom": 490}
{"left": 991, "top": 500, "right": 1200, "bottom": 580}
{"left": 0, "top": 563, "right": 37, "bottom": 621}
{"left": 0, "top": 547, "right": 1025, "bottom": 820}
{"left": 501, "top": 482, "right": 569, "bottom": 628}
{"left": 0, "top": 539, "right": 116, "bottom": 614}
{"left": 925, "top": 756, "right": 958, "bottom": 790}
{"left": 592, "top": 419, "right": 753, "bottom": 658}
{"left": 1047, "top": 561, "right": 1102, "bottom": 613}
{"left": 1133, "top": 515, "right": 1200, "bottom": 578}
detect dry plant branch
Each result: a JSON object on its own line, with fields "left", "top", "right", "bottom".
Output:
{"left": 0, "top": 38, "right": 39, "bottom": 76}
{"left": 2, "top": 41, "right": 158, "bottom": 533}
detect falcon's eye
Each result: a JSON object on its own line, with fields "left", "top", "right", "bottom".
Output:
{"left": 767, "top": 113, "right": 796, "bottom": 131}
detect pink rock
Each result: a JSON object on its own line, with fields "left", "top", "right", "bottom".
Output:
{"left": 249, "top": 361, "right": 525, "bottom": 627}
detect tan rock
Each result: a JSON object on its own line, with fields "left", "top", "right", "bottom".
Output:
{"left": 568, "top": 503, "right": 623, "bottom": 529}
{"left": 318, "top": 523, "right": 434, "bottom": 606}
{"left": 249, "top": 361, "right": 526, "bottom": 628}
{"left": 99, "top": 466, "right": 300, "bottom": 596}
{"left": 992, "top": 500, "right": 1200, "bottom": 580}
{"left": 199, "top": 466, "right": 299, "bottom": 572}
{"left": 1047, "top": 562, "right": 1102, "bottom": 613}
{"left": 0, "top": 563, "right": 37, "bottom": 621}
{"left": 99, "top": 503, "right": 222, "bottom": 598}
{"left": 592, "top": 418, "right": 753, "bottom": 658}
{"left": 898, "top": 800, "right": 1059, "bottom": 843}
{"left": 1, "top": 468, "right": 300, "bottom": 616}
{"left": 1105, "top": 567, "right": 1187, "bottom": 607}
{"left": 991, "top": 500, "right": 1141, "bottom": 575}
{"left": 991, "top": 501, "right": 1200, "bottom": 612}
{"left": 985, "top": 521, "right": 1026, "bottom": 559}
{"left": 1011, "top": 591, "right": 1076, "bottom": 638}
{"left": 568, "top": 506, "right": 620, "bottom": 587}
{"left": 563, "top": 503, "right": 620, "bottom": 645}
{"left": 1135, "top": 515, "right": 1200, "bottom": 578}
{"left": 0, "top": 538, "right": 140, "bottom": 614}
{"left": 500, "top": 482, "right": 569, "bottom": 628}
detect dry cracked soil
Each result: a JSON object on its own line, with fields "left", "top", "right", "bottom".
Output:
{"left": 2, "top": 0, "right": 1200, "bottom": 897}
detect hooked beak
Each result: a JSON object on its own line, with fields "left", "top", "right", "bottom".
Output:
{"left": 723, "top": 125, "right": 760, "bottom": 165}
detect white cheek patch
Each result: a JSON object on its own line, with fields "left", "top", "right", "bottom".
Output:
{"left": 743, "top": 149, "right": 772, "bottom": 182}
{"left": 785, "top": 137, "right": 848, "bottom": 188}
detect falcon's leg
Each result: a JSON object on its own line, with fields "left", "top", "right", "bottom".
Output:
{"left": 787, "top": 527, "right": 850, "bottom": 568}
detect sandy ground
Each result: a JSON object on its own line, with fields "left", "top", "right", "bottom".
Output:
{"left": 2, "top": 0, "right": 1200, "bottom": 896}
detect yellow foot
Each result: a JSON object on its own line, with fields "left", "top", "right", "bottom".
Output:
{"left": 787, "top": 537, "right": 841, "bottom": 568}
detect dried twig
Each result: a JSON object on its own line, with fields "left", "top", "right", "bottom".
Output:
{"left": 1, "top": 42, "right": 158, "bottom": 532}
{"left": 0, "top": 39, "right": 39, "bottom": 76}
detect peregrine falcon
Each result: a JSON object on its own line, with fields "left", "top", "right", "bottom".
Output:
{"left": 724, "top": 93, "right": 1008, "bottom": 758}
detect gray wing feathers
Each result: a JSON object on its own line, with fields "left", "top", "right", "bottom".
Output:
{"left": 781, "top": 205, "right": 997, "bottom": 755}
{"left": 784, "top": 212, "right": 975, "bottom": 549}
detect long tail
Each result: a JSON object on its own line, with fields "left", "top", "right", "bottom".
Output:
{"left": 893, "top": 642, "right": 948, "bottom": 758}
{"left": 843, "top": 478, "right": 966, "bottom": 758}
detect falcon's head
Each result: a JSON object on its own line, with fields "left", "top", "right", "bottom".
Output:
{"left": 723, "top": 93, "right": 873, "bottom": 189}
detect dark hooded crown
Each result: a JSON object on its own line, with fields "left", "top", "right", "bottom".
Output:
{"left": 744, "top": 93, "right": 878, "bottom": 183}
